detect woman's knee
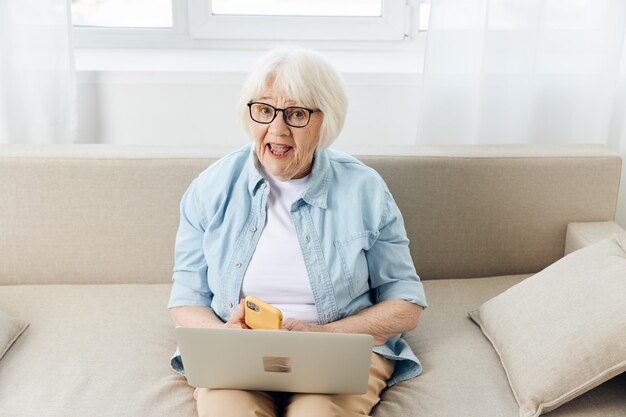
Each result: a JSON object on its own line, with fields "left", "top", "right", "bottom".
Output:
{"left": 195, "top": 388, "right": 276, "bottom": 417}
{"left": 285, "top": 393, "right": 370, "bottom": 417}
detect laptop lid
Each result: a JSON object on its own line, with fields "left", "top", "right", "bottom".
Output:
{"left": 175, "top": 327, "right": 373, "bottom": 394}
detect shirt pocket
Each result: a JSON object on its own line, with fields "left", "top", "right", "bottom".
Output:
{"left": 334, "top": 231, "right": 379, "bottom": 299}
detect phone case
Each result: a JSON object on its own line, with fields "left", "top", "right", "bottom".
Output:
{"left": 244, "top": 296, "right": 283, "bottom": 330}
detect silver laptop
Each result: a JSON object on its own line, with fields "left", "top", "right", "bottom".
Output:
{"left": 175, "top": 327, "right": 373, "bottom": 394}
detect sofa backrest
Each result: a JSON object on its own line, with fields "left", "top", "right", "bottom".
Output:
{"left": 0, "top": 144, "right": 621, "bottom": 285}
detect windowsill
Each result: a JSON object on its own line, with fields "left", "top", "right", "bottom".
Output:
{"left": 73, "top": 46, "right": 424, "bottom": 76}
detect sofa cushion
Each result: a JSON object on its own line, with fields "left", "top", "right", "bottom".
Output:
{"left": 1, "top": 280, "right": 624, "bottom": 417}
{"left": 0, "top": 310, "right": 28, "bottom": 361}
{"left": 0, "top": 284, "right": 195, "bottom": 417}
{"left": 376, "top": 274, "right": 626, "bottom": 417}
{"left": 469, "top": 238, "right": 626, "bottom": 417}
{"left": 1, "top": 146, "right": 621, "bottom": 285}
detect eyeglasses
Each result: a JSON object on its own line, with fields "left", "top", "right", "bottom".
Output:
{"left": 247, "top": 102, "right": 321, "bottom": 128}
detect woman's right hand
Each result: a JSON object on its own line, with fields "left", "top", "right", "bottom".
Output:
{"left": 223, "top": 299, "right": 249, "bottom": 329}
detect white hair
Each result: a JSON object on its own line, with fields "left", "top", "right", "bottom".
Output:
{"left": 238, "top": 47, "right": 348, "bottom": 149}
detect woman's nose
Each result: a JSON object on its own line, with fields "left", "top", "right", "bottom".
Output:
{"left": 268, "top": 111, "right": 290, "bottom": 136}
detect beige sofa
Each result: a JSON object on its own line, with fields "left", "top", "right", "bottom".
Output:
{"left": 0, "top": 144, "right": 624, "bottom": 417}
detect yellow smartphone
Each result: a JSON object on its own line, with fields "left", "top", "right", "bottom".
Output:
{"left": 244, "top": 296, "right": 283, "bottom": 330}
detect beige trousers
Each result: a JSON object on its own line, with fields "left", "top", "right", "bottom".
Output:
{"left": 194, "top": 353, "right": 394, "bottom": 417}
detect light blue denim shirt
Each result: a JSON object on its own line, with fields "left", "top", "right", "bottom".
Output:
{"left": 168, "top": 143, "right": 428, "bottom": 387}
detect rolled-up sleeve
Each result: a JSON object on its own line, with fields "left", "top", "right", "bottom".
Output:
{"left": 168, "top": 181, "right": 213, "bottom": 309}
{"left": 367, "top": 190, "right": 427, "bottom": 309}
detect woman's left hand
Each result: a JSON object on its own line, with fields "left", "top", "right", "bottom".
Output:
{"left": 281, "top": 301, "right": 421, "bottom": 346}
{"left": 282, "top": 318, "right": 324, "bottom": 333}
{"left": 282, "top": 301, "right": 422, "bottom": 346}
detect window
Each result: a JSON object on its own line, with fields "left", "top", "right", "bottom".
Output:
{"left": 419, "top": 0, "right": 430, "bottom": 31}
{"left": 189, "top": 0, "right": 407, "bottom": 40}
{"left": 71, "top": 0, "right": 173, "bottom": 28}
{"left": 71, "top": 0, "right": 420, "bottom": 46}
{"left": 211, "top": 0, "right": 382, "bottom": 17}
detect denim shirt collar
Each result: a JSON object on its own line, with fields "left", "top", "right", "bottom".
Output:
{"left": 246, "top": 143, "right": 330, "bottom": 209}
{"left": 246, "top": 145, "right": 265, "bottom": 194}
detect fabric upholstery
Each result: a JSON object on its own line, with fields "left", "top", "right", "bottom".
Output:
{"left": 377, "top": 275, "right": 626, "bottom": 417}
{"left": 0, "top": 310, "right": 28, "bottom": 361}
{"left": 0, "top": 145, "right": 621, "bottom": 285}
{"left": 1, "top": 279, "right": 624, "bottom": 417}
{"left": 0, "top": 155, "right": 214, "bottom": 286}
{"left": 469, "top": 238, "right": 626, "bottom": 417}
{"left": 0, "top": 284, "right": 196, "bottom": 417}
{"left": 564, "top": 221, "right": 626, "bottom": 255}
{"left": 1, "top": 277, "right": 624, "bottom": 417}
{"left": 361, "top": 155, "right": 621, "bottom": 280}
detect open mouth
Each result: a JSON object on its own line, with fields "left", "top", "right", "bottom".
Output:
{"left": 266, "top": 143, "right": 293, "bottom": 158}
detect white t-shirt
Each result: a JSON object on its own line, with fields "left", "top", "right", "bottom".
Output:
{"left": 240, "top": 168, "right": 319, "bottom": 324}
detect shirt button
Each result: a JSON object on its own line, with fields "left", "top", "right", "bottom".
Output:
{"left": 261, "top": 182, "right": 267, "bottom": 189}
{"left": 316, "top": 275, "right": 321, "bottom": 283}
{"left": 227, "top": 302, "right": 233, "bottom": 309}
{"left": 249, "top": 226, "right": 257, "bottom": 232}
{"left": 305, "top": 235, "right": 311, "bottom": 242}
{"left": 235, "top": 261, "right": 241, "bottom": 268}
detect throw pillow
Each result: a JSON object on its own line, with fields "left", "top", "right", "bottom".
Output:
{"left": 0, "top": 310, "right": 29, "bottom": 360}
{"left": 469, "top": 237, "right": 626, "bottom": 417}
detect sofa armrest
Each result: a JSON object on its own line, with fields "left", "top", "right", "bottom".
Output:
{"left": 564, "top": 221, "right": 626, "bottom": 255}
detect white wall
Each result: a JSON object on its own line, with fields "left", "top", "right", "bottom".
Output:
{"left": 76, "top": 70, "right": 421, "bottom": 150}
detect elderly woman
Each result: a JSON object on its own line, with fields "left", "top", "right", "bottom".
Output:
{"left": 168, "top": 48, "right": 427, "bottom": 417}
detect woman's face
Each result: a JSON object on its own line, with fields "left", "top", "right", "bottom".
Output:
{"left": 250, "top": 85, "right": 323, "bottom": 181}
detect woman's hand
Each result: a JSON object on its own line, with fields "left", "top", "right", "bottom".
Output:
{"left": 282, "top": 318, "right": 324, "bottom": 333}
{"left": 223, "top": 300, "right": 249, "bottom": 329}
{"left": 281, "top": 301, "right": 422, "bottom": 346}
{"left": 323, "top": 300, "right": 422, "bottom": 346}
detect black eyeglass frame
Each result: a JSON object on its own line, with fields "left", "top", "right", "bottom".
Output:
{"left": 247, "top": 101, "right": 321, "bottom": 128}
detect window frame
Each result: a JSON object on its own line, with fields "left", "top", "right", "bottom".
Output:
{"left": 188, "top": 0, "right": 409, "bottom": 41}
{"left": 72, "top": 0, "right": 420, "bottom": 48}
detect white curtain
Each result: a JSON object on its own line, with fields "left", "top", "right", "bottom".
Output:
{"left": 0, "top": 0, "right": 76, "bottom": 144}
{"left": 417, "top": 0, "right": 626, "bottom": 145}
{"left": 417, "top": 0, "right": 626, "bottom": 224}
{"left": 610, "top": 36, "right": 626, "bottom": 226}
